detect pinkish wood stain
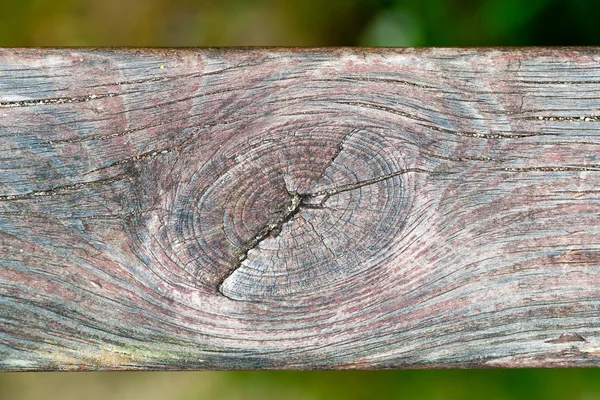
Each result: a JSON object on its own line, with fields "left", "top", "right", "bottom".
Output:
{"left": 1, "top": 48, "right": 600, "bottom": 370}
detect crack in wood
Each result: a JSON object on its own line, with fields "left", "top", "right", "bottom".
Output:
{"left": 519, "top": 80, "right": 600, "bottom": 85}
{"left": 337, "top": 101, "right": 547, "bottom": 139}
{"left": 0, "top": 175, "right": 129, "bottom": 201}
{"left": 497, "top": 165, "right": 600, "bottom": 172}
{"left": 84, "top": 149, "right": 174, "bottom": 175}
{"left": 218, "top": 192, "right": 305, "bottom": 296}
{"left": 48, "top": 121, "right": 174, "bottom": 145}
{"left": 218, "top": 167, "right": 441, "bottom": 299}
{"left": 526, "top": 115, "right": 600, "bottom": 122}
{"left": 416, "top": 122, "right": 548, "bottom": 139}
{"left": 316, "top": 76, "right": 438, "bottom": 89}
{"left": 306, "top": 168, "right": 444, "bottom": 198}
{"left": 0, "top": 93, "right": 117, "bottom": 108}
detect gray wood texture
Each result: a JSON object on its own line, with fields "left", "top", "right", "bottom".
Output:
{"left": 1, "top": 48, "right": 600, "bottom": 370}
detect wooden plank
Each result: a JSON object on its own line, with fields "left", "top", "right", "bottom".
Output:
{"left": 1, "top": 48, "right": 600, "bottom": 370}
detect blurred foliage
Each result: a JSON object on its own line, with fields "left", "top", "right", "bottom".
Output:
{"left": 0, "top": 0, "right": 599, "bottom": 46}
{"left": 3, "top": 369, "right": 600, "bottom": 400}
{"left": 1, "top": 0, "right": 600, "bottom": 399}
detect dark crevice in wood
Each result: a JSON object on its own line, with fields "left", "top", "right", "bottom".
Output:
{"left": 0, "top": 93, "right": 117, "bottom": 108}
{"left": 218, "top": 167, "right": 442, "bottom": 299}
{"left": 48, "top": 121, "right": 175, "bottom": 145}
{"left": 84, "top": 148, "right": 175, "bottom": 175}
{"left": 0, "top": 175, "right": 129, "bottom": 201}
{"left": 218, "top": 192, "right": 306, "bottom": 297}
{"left": 519, "top": 80, "right": 600, "bottom": 85}
{"left": 416, "top": 122, "right": 551, "bottom": 139}
{"left": 525, "top": 115, "right": 600, "bottom": 121}
{"left": 306, "top": 168, "right": 445, "bottom": 198}
{"left": 316, "top": 76, "right": 438, "bottom": 89}
{"left": 497, "top": 165, "right": 600, "bottom": 172}
{"left": 337, "top": 100, "right": 549, "bottom": 139}
{"left": 78, "top": 211, "right": 140, "bottom": 221}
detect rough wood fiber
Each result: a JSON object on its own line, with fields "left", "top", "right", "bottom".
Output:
{"left": 1, "top": 48, "right": 600, "bottom": 370}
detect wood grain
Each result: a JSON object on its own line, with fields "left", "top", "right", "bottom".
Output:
{"left": 2, "top": 48, "right": 600, "bottom": 370}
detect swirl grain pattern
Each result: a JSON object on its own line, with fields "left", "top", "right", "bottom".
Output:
{"left": 2, "top": 48, "right": 600, "bottom": 370}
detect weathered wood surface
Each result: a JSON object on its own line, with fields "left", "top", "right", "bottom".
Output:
{"left": 2, "top": 48, "right": 600, "bottom": 370}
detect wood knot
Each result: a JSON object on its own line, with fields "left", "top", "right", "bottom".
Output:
{"left": 133, "top": 123, "right": 415, "bottom": 301}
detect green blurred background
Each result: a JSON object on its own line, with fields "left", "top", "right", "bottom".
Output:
{"left": 1, "top": 0, "right": 600, "bottom": 399}
{"left": 1, "top": 0, "right": 600, "bottom": 47}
